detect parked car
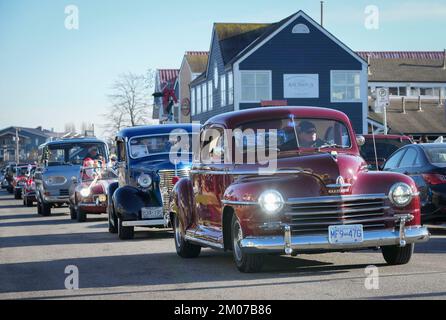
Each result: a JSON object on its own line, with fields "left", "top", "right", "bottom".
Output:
{"left": 34, "top": 138, "right": 109, "bottom": 216}
{"left": 23, "top": 169, "right": 37, "bottom": 207}
{"left": 12, "top": 164, "right": 36, "bottom": 199}
{"left": 170, "top": 107, "right": 429, "bottom": 273}
{"left": 108, "top": 124, "right": 199, "bottom": 240}
{"left": 69, "top": 163, "right": 118, "bottom": 222}
{"left": 383, "top": 143, "right": 446, "bottom": 223}
{"left": 0, "top": 167, "right": 7, "bottom": 189}
{"left": 360, "top": 135, "right": 413, "bottom": 170}
{"left": 4, "top": 163, "right": 17, "bottom": 193}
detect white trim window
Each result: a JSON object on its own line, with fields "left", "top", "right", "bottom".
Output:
{"left": 208, "top": 80, "right": 213, "bottom": 110}
{"left": 221, "top": 74, "right": 227, "bottom": 106}
{"left": 202, "top": 83, "right": 207, "bottom": 112}
{"left": 228, "top": 71, "right": 234, "bottom": 105}
{"left": 197, "top": 85, "right": 202, "bottom": 114}
{"left": 191, "top": 87, "right": 196, "bottom": 116}
{"left": 240, "top": 71, "right": 272, "bottom": 103}
{"left": 331, "top": 71, "right": 361, "bottom": 102}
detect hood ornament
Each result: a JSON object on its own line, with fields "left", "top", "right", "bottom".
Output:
{"left": 327, "top": 176, "right": 352, "bottom": 194}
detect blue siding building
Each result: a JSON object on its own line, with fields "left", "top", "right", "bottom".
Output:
{"left": 189, "top": 11, "right": 368, "bottom": 134}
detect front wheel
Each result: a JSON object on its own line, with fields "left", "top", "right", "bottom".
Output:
{"left": 173, "top": 214, "right": 201, "bottom": 258}
{"left": 382, "top": 243, "right": 414, "bottom": 265}
{"left": 14, "top": 188, "right": 22, "bottom": 200}
{"left": 231, "top": 215, "right": 264, "bottom": 273}
{"left": 118, "top": 218, "right": 134, "bottom": 240}
{"left": 41, "top": 201, "right": 51, "bottom": 216}
{"left": 107, "top": 204, "right": 118, "bottom": 234}
{"left": 69, "top": 205, "right": 77, "bottom": 220}
{"left": 25, "top": 196, "right": 33, "bottom": 207}
{"left": 76, "top": 206, "right": 86, "bottom": 222}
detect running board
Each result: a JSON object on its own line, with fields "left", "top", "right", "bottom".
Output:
{"left": 184, "top": 234, "right": 224, "bottom": 250}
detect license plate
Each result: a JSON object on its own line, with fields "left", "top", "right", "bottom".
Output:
{"left": 141, "top": 207, "right": 163, "bottom": 220}
{"left": 329, "top": 224, "right": 364, "bottom": 244}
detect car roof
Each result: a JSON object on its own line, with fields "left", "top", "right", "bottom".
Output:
{"left": 205, "top": 107, "right": 352, "bottom": 128}
{"left": 40, "top": 138, "right": 107, "bottom": 148}
{"left": 117, "top": 124, "right": 200, "bottom": 138}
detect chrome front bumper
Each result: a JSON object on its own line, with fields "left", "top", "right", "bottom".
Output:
{"left": 240, "top": 215, "right": 430, "bottom": 255}
{"left": 122, "top": 219, "right": 166, "bottom": 227}
{"left": 43, "top": 196, "right": 70, "bottom": 203}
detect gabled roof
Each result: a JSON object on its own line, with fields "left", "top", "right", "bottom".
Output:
{"left": 214, "top": 23, "right": 271, "bottom": 64}
{"left": 185, "top": 52, "right": 209, "bottom": 74}
{"left": 357, "top": 51, "right": 446, "bottom": 83}
{"left": 0, "top": 126, "right": 51, "bottom": 138}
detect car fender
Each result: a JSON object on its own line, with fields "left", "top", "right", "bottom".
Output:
{"left": 171, "top": 178, "right": 197, "bottom": 232}
{"left": 112, "top": 186, "right": 155, "bottom": 221}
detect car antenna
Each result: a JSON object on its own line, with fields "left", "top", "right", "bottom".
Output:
{"left": 372, "top": 129, "right": 379, "bottom": 170}
{"left": 290, "top": 114, "right": 300, "bottom": 149}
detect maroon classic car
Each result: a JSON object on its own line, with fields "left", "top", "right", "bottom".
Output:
{"left": 70, "top": 163, "right": 118, "bottom": 222}
{"left": 170, "top": 107, "right": 430, "bottom": 273}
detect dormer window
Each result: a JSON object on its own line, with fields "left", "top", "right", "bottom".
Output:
{"left": 292, "top": 24, "right": 310, "bottom": 34}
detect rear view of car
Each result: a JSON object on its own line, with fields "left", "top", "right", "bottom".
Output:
{"left": 360, "top": 135, "right": 413, "bottom": 170}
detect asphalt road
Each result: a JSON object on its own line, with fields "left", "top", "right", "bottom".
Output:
{"left": 0, "top": 189, "right": 445, "bottom": 300}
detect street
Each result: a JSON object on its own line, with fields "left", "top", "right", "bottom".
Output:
{"left": 0, "top": 189, "right": 445, "bottom": 300}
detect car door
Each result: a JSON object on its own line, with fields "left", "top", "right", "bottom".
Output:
{"left": 192, "top": 125, "right": 234, "bottom": 242}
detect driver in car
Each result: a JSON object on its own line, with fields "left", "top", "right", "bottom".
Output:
{"left": 297, "top": 121, "right": 325, "bottom": 148}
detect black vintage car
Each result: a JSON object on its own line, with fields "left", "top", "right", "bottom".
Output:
{"left": 383, "top": 143, "right": 446, "bottom": 223}
{"left": 108, "top": 124, "right": 199, "bottom": 240}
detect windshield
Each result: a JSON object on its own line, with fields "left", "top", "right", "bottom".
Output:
{"left": 16, "top": 167, "right": 32, "bottom": 176}
{"left": 43, "top": 143, "right": 107, "bottom": 166}
{"left": 81, "top": 166, "right": 117, "bottom": 182}
{"left": 361, "top": 138, "right": 411, "bottom": 160}
{"left": 129, "top": 133, "right": 195, "bottom": 159}
{"left": 425, "top": 147, "right": 446, "bottom": 165}
{"left": 235, "top": 118, "right": 351, "bottom": 152}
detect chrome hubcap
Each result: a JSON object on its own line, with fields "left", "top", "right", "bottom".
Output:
{"left": 233, "top": 221, "right": 243, "bottom": 261}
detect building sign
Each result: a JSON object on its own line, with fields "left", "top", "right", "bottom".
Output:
{"left": 181, "top": 98, "right": 191, "bottom": 117}
{"left": 284, "top": 74, "right": 319, "bottom": 98}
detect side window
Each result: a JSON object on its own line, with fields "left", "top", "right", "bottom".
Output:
{"left": 399, "top": 148, "right": 417, "bottom": 168}
{"left": 117, "top": 140, "right": 127, "bottom": 162}
{"left": 200, "top": 127, "right": 225, "bottom": 164}
{"left": 383, "top": 149, "right": 406, "bottom": 170}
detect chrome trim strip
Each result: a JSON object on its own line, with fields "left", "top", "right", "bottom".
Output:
{"left": 326, "top": 184, "right": 352, "bottom": 188}
{"left": 122, "top": 219, "right": 166, "bottom": 227}
{"left": 286, "top": 206, "right": 390, "bottom": 216}
{"left": 287, "top": 194, "right": 387, "bottom": 205}
{"left": 239, "top": 226, "right": 430, "bottom": 253}
{"left": 185, "top": 234, "right": 224, "bottom": 250}
{"left": 221, "top": 200, "right": 258, "bottom": 206}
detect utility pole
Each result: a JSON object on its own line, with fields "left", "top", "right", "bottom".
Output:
{"left": 15, "top": 127, "right": 20, "bottom": 163}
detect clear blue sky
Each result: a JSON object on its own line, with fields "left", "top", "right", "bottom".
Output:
{"left": 0, "top": 0, "right": 445, "bottom": 138}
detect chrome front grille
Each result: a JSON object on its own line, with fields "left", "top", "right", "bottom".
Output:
{"left": 286, "top": 194, "right": 392, "bottom": 235}
{"left": 159, "top": 169, "right": 190, "bottom": 213}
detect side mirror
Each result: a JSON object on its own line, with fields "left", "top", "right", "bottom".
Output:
{"left": 356, "top": 135, "right": 366, "bottom": 147}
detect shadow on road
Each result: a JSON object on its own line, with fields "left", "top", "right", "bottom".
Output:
{"left": 0, "top": 250, "right": 384, "bottom": 295}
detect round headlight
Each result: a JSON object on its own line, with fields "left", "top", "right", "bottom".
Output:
{"left": 138, "top": 174, "right": 152, "bottom": 188}
{"left": 258, "top": 190, "right": 284, "bottom": 215}
{"left": 80, "top": 188, "right": 91, "bottom": 198}
{"left": 389, "top": 183, "right": 413, "bottom": 207}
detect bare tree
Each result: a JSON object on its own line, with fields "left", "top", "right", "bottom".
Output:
{"left": 64, "top": 122, "right": 76, "bottom": 134}
{"left": 108, "top": 72, "right": 150, "bottom": 127}
{"left": 102, "top": 106, "right": 126, "bottom": 138}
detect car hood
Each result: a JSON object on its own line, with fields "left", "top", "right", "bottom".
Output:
{"left": 42, "top": 165, "right": 81, "bottom": 179}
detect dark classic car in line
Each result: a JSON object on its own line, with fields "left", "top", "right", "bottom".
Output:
{"left": 383, "top": 143, "right": 446, "bottom": 223}
{"left": 360, "top": 134, "right": 413, "bottom": 170}
{"left": 69, "top": 162, "right": 118, "bottom": 222}
{"left": 34, "top": 138, "right": 109, "bottom": 216}
{"left": 108, "top": 124, "right": 199, "bottom": 240}
{"left": 22, "top": 170, "right": 37, "bottom": 207}
{"left": 170, "top": 107, "right": 430, "bottom": 273}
